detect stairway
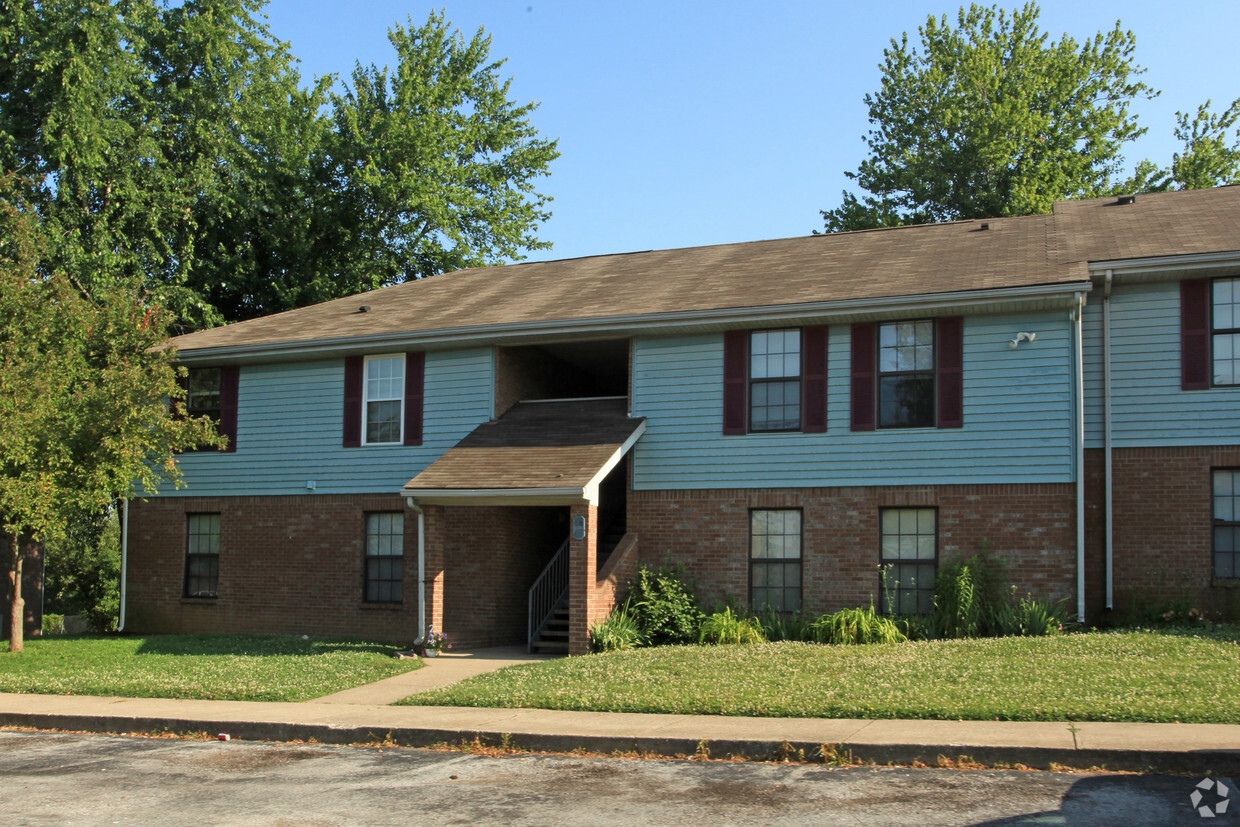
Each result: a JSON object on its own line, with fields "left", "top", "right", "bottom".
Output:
{"left": 595, "top": 518, "right": 626, "bottom": 570}
{"left": 529, "top": 603, "right": 569, "bottom": 654}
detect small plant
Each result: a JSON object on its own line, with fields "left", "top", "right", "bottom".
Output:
{"left": 810, "top": 605, "right": 907, "bottom": 645}
{"left": 415, "top": 627, "right": 451, "bottom": 655}
{"left": 629, "top": 564, "right": 704, "bottom": 646}
{"left": 589, "top": 602, "right": 644, "bottom": 652}
{"left": 699, "top": 607, "right": 766, "bottom": 645}
{"left": 932, "top": 549, "right": 1010, "bottom": 638}
{"left": 41, "top": 613, "right": 65, "bottom": 636}
{"left": 1012, "top": 594, "right": 1068, "bottom": 636}
{"left": 756, "top": 608, "right": 815, "bottom": 642}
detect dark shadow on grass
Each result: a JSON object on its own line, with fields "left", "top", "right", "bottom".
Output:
{"left": 132, "top": 634, "right": 395, "bottom": 657}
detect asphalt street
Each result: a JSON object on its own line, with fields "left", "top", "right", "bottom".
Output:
{"left": 0, "top": 730, "right": 1232, "bottom": 825}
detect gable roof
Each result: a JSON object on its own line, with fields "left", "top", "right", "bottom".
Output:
{"left": 170, "top": 185, "right": 1240, "bottom": 359}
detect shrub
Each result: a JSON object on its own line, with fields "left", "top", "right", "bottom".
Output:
{"left": 1012, "top": 594, "right": 1068, "bottom": 636}
{"left": 589, "top": 602, "right": 643, "bottom": 652}
{"left": 811, "top": 605, "right": 907, "bottom": 645}
{"left": 629, "top": 565, "right": 704, "bottom": 646}
{"left": 41, "top": 613, "right": 65, "bottom": 636}
{"left": 932, "top": 551, "right": 1010, "bottom": 639}
{"left": 699, "top": 607, "right": 766, "bottom": 645}
{"left": 43, "top": 507, "right": 120, "bottom": 632}
{"left": 756, "top": 609, "right": 815, "bottom": 642}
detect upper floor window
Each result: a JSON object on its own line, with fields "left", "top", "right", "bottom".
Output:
{"left": 750, "top": 329, "right": 801, "bottom": 431}
{"left": 878, "top": 321, "right": 935, "bottom": 428}
{"left": 364, "top": 355, "right": 404, "bottom": 445}
{"left": 1214, "top": 469, "right": 1240, "bottom": 579}
{"left": 186, "top": 368, "right": 222, "bottom": 423}
{"left": 1213, "top": 278, "right": 1240, "bottom": 386}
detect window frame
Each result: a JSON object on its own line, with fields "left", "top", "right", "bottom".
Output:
{"left": 363, "top": 511, "right": 405, "bottom": 604}
{"left": 183, "top": 513, "right": 221, "bottom": 599}
{"left": 361, "top": 354, "right": 405, "bottom": 446}
{"left": 748, "top": 328, "right": 803, "bottom": 433}
{"left": 1211, "top": 277, "right": 1240, "bottom": 388}
{"left": 878, "top": 507, "right": 938, "bottom": 615}
{"left": 185, "top": 367, "right": 222, "bottom": 423}
{"left": 748, "top": 508, "right": 803, "bottom": 614}
{"left": 1212, "top": 468, "right": 1240, "bottom": 580}
{"left": 876, "top": 320, "right": 936, "bottom": 429}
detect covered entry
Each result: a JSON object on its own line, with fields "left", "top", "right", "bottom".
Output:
{"left": 402, "top": 397, "right": 645, "bottom": 654}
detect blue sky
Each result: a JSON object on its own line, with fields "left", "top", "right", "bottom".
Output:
{"left": 261, "top": 0, "right": 1239, "bottom": 263}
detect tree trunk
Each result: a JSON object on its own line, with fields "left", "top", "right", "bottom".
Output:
{"left": 6, "top": 531, "right": 23, "bottom": 652}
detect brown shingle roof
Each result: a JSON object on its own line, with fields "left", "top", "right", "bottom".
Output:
{"left": 170, "top": 186, "right": 1240, "bottom": 354}
{"left": 404, "top": 398, "right": 644, "bottom": 491}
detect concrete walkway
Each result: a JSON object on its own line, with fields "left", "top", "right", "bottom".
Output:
{"left": 1, "top": 648, "right": 1238, "bottom": 774}
{"left": 309, "top": 646, "right": 553, "bottom": 705}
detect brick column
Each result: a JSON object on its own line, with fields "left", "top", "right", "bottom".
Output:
{"left": 567, "top": 503, "right": 598, "bottom": 656}
{"left": 421, "top": 504, "right": 446, "bottom": 638}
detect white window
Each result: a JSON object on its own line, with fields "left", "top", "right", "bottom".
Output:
{"left": 363, "top": 355, "right": 404, "bottom": 445}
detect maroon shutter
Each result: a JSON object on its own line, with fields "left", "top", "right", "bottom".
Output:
{"left": 722, "top": 330, "right": 748, "bottom": 435}
{"left": 343, "top": 355, "right": 363, "bottom": 447}
{"left": 936, "top": 317, "right": 964, "bottom": 428}
{"left": 850, "top": 323, "right": 876, "bottom": 431}
{"left": 219, "top": 365, "right": 240, "bottom": 452}
{"left": 403, "top": 352, "right": 425, "bottom": 446}
{"left": 802, "top": 326, "right": 829, "bottom": 433}
{"left": 1181, "top": 278, "right": 1211, "bottom": 391}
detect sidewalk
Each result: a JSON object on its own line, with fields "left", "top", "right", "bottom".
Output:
{"left": 1, "top": 648, "right": 1237, "bottom": 774}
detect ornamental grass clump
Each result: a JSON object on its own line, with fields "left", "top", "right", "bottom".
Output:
{"left": 810, "top": 605, "right": 907, "bottom": 645}
{"left": 756, "top": 608, "right": 815, "bottom": 642}
{"left": 698, "top": 607, "right": 766, "bottom": 645}
{"left": 588, "top": 602, "right": 643, "bottom": 652}
{"left": 932, "top": 551, "right": 1010, "bottom": 638}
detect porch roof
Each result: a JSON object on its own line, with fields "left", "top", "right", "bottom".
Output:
{"left": 402, "top": 397, "right": 646, "bottom": 506}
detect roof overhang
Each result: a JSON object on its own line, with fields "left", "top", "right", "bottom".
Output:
{"left": 1088, "top": 250, "right": 1240, "bottom": 283}
{"left": 402, "top": 419, "right": 646, "bottom": 507}
{"left": 173, "top": 281, "right": 1090, "bottom": 365}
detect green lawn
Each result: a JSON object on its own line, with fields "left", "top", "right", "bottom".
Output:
{"left": 402, "top": 629, "right": 1240, "bottom": 723}
{"left": 0, "top": 634, "right": 420, "bottom": 702}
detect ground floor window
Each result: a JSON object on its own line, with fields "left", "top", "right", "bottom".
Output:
{"left": 1213, "top": 469, "right": 1240, "bottom": 578}
{"left": 879, "top": 507, "right": 936, "bottom": 614}
{"left": 183, "top": 513, "right": 220, "bottom": 598}
{"left": 750, "top": 509, "right": 802, "bottom": 612}
{"left": 365, "top": 512, "right": 404, "bottom": 603}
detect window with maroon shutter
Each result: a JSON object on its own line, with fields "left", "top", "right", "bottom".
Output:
{"left": 850, "top": 323, "right": 877, "bottom": 431}
{"left": 1181, "top": 279, "right": 1211, "bottom": 390}
{"left": 722, "top": 330, "right": 748, "bottom": 435}
{"left": 936, "top": 317, "right": 964, "bottom": 428}
{"left": 1208, "top": 278, "right": 1240, "bottom": 387}
{"left": 404, "top": 352, "right": 425, "bottom": 446}
{"left": 749, "top": 329, "right": 802, "bottom": 431}
{"left": 343, "top": 356, "right": 363, "bottom": 447}
{"left": 801, "top": 326, "right": 829, "bottom": 433}
{"left": 218, "top": 366, "right": 239, "bottom": 452}
{"left": 184, "top": 366, "right": 238, "bottom": 451}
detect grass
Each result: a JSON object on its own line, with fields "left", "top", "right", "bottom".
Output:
{"left": 402, "top": 628, "right": 1240, "bottom": 723}
{"left": 0, "top": 634, "right": 420, "bottom": 702}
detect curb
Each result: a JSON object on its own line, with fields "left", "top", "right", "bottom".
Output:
{"left": 4, "top": 711, "right": 1238, "bottom": 774}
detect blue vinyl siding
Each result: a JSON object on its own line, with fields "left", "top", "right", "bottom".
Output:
{"left": 630, "top": 311, "right": 1075, "bottom": 489}
{"left": 1085, "top": 281, "right": 1240, "bottom": 448}
{"left": 168, "top": 349, "right": 493, "bottom": 496}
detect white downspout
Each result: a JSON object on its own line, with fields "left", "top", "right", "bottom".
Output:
{"left": 118, "top": 498, "right": 129, "bottom": 632}
{"left": 405, "top": 498, "right": 426, "bottom": 642}
{"left": 1073, "top": 294, "right": 1087, "bottom": 623}
{"left": 1103, "top": 270, "right": 1114, "bottom": 611}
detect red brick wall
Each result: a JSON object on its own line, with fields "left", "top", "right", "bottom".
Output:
{"left": 628, "top": 484, "right": 1079, "bottom": 615}
{"left": 127, "top": 494, "right": 422, "bottom": 643}
{"left": 441, "top": 505, "right": 566, "bottom": 648}
{"left": 1108, "top": 445, "right": 1240, "bottom": 618}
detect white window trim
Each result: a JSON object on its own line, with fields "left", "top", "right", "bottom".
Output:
{"left": 362, "top": 353, "right": 405, "bottom": 446}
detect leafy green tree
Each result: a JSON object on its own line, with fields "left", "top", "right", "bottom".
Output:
{"left": 1, "top": 3, "right": 559, "bottom": 329}
{"left": 43, "top": 508, "right": 121, "bottom": 633}
{"left": 1120, "top": 99, "right": 1240, "bottom": 193}
{"left": 0, "top": 188, "right": 219, "bottom": 651}
{"left": 821, "top": 2, "right": 1156, "bottom": 232}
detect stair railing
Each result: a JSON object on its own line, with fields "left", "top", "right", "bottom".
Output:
{"left": 528, "top": 537, "right": 570, "bottom": 653}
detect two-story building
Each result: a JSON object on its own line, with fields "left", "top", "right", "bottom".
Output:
{"left": 123, "top": 185, "right": 1240, "bottom": 654}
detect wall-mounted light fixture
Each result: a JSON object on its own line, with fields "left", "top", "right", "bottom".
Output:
{"left": 1008, "top": 332, "right": 1037, "bottom": 348}
{"left": 306, "top": 480, "right": 316, "bottom": 490}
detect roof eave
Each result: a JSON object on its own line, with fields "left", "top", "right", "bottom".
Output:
{"left": 1088, "top": 250, "right": 1240, "bottom": 282}
{"left": 171, "top": 281, "right": 1090, "bottom": 364}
